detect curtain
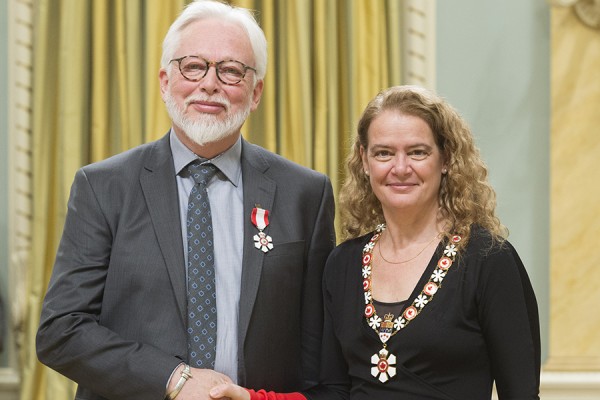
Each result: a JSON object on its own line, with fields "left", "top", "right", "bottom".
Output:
{"left": 238, "top": 0, "right": 402, "bottom": 191}
{"left": 20, "top": 1, "right": 402, "bottom": 398}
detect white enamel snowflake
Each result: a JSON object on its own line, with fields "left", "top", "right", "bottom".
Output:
{"left": 371, "top": 348, "right": 397, "bottom": 383}
{"left": 414, "top": 294, "right": 429, "bottom": 308}
{"left": 253, "top": 233, "right": 274, "bottom": 253}
{"left": 444, "top": 244, "right": 457, "bottom": 257}
{"left": 431, "top": 269, "right": 446, "bottom": 283}
{"left": 376, "top": 224, "right": 386, "bottom": 232}
{"left": 393, "top": 317, "right": 406, "bottom": 330}
{"left": 363, "top": 241, "right": 375, "bottom": 253}
{"left": 364, "top": 291, "right": 372, "bottom": 303}
{"left": 362, "top": 265, "right": 372, "bottom": 279}
{"left": 368, "top": 315, "right": 382, "bottom": 329}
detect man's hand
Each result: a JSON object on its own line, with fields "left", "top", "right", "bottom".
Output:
{"left": 168, "top": 364, "right": 233, "bottom": 400}
{"left": 209, "top": 383, "right": 250, "bottom": 400}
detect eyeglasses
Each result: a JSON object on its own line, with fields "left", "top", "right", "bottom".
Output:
{"left": 169, "top": 55, "right": 257, "bottom": 85}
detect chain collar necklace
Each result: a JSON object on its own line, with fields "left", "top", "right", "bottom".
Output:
{"left": 362, "top": 224, "right": 462, "bottom": 383}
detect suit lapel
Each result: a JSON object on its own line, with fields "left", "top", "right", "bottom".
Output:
{"left": 238, "top": 140, "right": 276, "bottom": 343}
{"left": 140, "top": 134, "right": 187, "bottom": 322}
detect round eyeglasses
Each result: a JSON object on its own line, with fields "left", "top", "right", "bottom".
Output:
{"left": 169, "top": 56, "right": 257, "bottom": 85}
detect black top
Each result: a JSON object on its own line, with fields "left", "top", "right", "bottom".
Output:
{"left": 306, "top": 226, "right": 540, "bottom": 400}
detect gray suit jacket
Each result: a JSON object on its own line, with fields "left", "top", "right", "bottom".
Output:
{"left": 36, "top": 134, "right": 336, "bottom": 400}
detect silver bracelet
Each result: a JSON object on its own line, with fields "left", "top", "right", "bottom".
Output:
{"left": 165, "top": 364, "right": 192, "bottom": 400}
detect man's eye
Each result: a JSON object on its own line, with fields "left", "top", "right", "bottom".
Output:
{"left": 220, "top": 66, "right": 244, "bottom": 77}
{"left": 184, "top": 62, "right": 206, "bottom": 72}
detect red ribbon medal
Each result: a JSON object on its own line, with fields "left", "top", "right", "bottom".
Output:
{"left": 251, "top": 206, "right": 273, "bottom": 253}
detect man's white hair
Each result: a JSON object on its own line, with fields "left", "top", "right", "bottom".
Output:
{"left": 161, "top": 0, "right": 267, "bottom": 80}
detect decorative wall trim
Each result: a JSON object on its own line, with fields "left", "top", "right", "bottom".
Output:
{"left": 544, "top": 356, "right": 600, "bottom": 371}
{"left": 3, "top": 0, "right": 33, "bottom": 397}
{"left": 540, "top": 372, "right": 600, "bottom": 399}
{"left": 0, "top": 368, "right": 19, "bottom": 400}
{"left": 402, "top": 0, "right": 436, "bottom": 89}
{"left": 549, "top": 0, "right": 600, "bottom": 29}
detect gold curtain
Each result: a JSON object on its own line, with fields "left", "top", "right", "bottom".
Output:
{"left": 238, "top": 0, "right": 402, "bottom": 191}
{"left": 20, "top": 1, "right": 402, "bottom": 398}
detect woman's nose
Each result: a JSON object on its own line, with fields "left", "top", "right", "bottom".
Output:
{"left": 391, "top": 154, "right": 411, "bottom": 175}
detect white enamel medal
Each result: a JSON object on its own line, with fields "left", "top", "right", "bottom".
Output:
{"left": 251, "top": 206, "right": 273, "bottom": 253}
{"left": 371, "top": 313, "right": 397, "bottom": 382}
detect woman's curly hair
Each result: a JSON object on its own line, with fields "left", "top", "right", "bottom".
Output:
{"left": 338, "top": 85, "right": 507, "bottom": 243}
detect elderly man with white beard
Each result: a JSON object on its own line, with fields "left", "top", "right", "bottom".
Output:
{"left": 35, "top": 1, "right": 336, "bottom": 400}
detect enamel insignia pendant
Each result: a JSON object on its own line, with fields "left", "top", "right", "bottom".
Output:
{"left": 251, "top": 206, "right": 273, "bottom": 253}
{"left": 371, "top": 313, "right": 397, "bottom": 383}
{"left": 371, "top": 347, "right": 397, "bottom": 383}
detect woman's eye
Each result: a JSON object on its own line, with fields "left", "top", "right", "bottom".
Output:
{"left": 408, "top": 149, "right": 430, "bottom": 160}
{"left": 373, "top": 150, "right": 392, "bottom": 159}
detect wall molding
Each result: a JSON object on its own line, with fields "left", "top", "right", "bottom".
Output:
{"left": 545, "top": 356, "right": 600, "bottom": 371}
{"left": 5, "top": 0, "right": 34, "bottom": 397}
{"left": 540, "top": 371, "right": 600, "bottom": 399}
{"left": 0, "top": 368, "right": 19, "bottom": 400}
{"left": 402, "top": 0, "right": 436, "bottom": 89}
{"left": 549, "top": 0, "right": 600, "bottom": 29}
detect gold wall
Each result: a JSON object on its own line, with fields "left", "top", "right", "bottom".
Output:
{"left": 548, "top": 7, "right": 600, "bottom": 371}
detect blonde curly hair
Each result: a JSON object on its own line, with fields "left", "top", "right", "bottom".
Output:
{"left": 339, "top": 85, "right": 507, "bottom": 243}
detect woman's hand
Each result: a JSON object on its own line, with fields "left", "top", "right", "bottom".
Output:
{"left": 210, "top": 383, "right": 251, "bottom": 400}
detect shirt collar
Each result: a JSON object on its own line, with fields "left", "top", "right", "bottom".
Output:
{"left": 170, "top": 129, "right": 242, "bottom": 187}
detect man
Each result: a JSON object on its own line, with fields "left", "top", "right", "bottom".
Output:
{"left": 36, "top": 1, "right": 335, "bottom": 399}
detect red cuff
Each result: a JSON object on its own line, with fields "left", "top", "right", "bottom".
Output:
{"left": 247, "top": 389, "right": 306, "bottom": 400}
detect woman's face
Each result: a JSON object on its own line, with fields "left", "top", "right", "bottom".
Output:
{"left": 361, "top": 111, "right": 446, "bottom": 216}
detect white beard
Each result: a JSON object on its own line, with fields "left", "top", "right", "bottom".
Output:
{"left": 164, "top": 90, "right": 252, "bottom": 146}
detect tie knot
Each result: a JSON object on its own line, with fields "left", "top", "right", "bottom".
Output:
{"left": 187, "top": 161, "right": 218, "bottom": 186}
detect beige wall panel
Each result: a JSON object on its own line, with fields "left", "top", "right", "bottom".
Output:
{"left": 548, "top": 7, "right": 600, "bottom": 371}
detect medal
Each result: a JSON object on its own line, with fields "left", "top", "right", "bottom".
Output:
{"left": 370, "top": 313, "right": 397, "bottom": 382}
{"left": 251, "top": 206, "right": 273, "bottom": 253}
{"left": 371, "top": 346, "right": 397, "bottom": 383}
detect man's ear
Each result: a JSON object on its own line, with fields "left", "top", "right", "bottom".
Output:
{"left": 250, "top": 79, "right": 264, "bottom": 112}
{"left": 159, "top": 68, "right": 169, "bottom": 100}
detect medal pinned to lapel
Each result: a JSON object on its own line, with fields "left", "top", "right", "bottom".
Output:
{"left": 251, "top": 206, "right": 274, "bottom": 253}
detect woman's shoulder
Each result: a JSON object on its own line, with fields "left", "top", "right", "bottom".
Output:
{"left": 463, "top": 225, "right": 523, "bottom": 272}
{"left": 466, "top": 225, "right": 514, "bottom": 254}
{"left": 324, "top": 231, "right": 374, "bottom": 274}
{"left": 332, "top": 231, "right": 373, "bottom": 255}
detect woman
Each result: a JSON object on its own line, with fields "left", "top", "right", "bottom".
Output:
{"left": 211, "top": 85, "right": 541, "bottom": 399}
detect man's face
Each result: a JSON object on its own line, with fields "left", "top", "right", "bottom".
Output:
{"left": 159, "top": 18, "right": 263, "bottom": 146}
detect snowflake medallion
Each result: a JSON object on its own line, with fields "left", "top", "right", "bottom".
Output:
{"left": 414, "top": 294, "right": 429, "bottom": 309}
{"left": 253, "top": 232, "right": 273, "bottom": 253}
{"left": 431, "top": 269, "right": 447, "bottom": 283}
{"left": 444, "top": 244, "right": 457, "bottom": 257}
{"left": 371, "top": 348, "right": 397, "bottom": 383}
{"left": 368, "top": 315, "right": 382, "bottom": 329}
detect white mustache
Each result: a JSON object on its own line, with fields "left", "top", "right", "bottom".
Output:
{"left": 184, "top": 94, "right": 230, "bottom": 111}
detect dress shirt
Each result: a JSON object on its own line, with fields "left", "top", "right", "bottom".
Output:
{"left": 170, "top": 131, "right": 243, "bottom": 382}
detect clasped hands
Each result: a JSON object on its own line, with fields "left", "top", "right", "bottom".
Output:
{"left": 167, "top": 365, "right": 250, "bottom": 400}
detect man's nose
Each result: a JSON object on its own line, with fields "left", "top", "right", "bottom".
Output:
{"left": 197, "top": 66, "right": 221, "bottom": 94}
